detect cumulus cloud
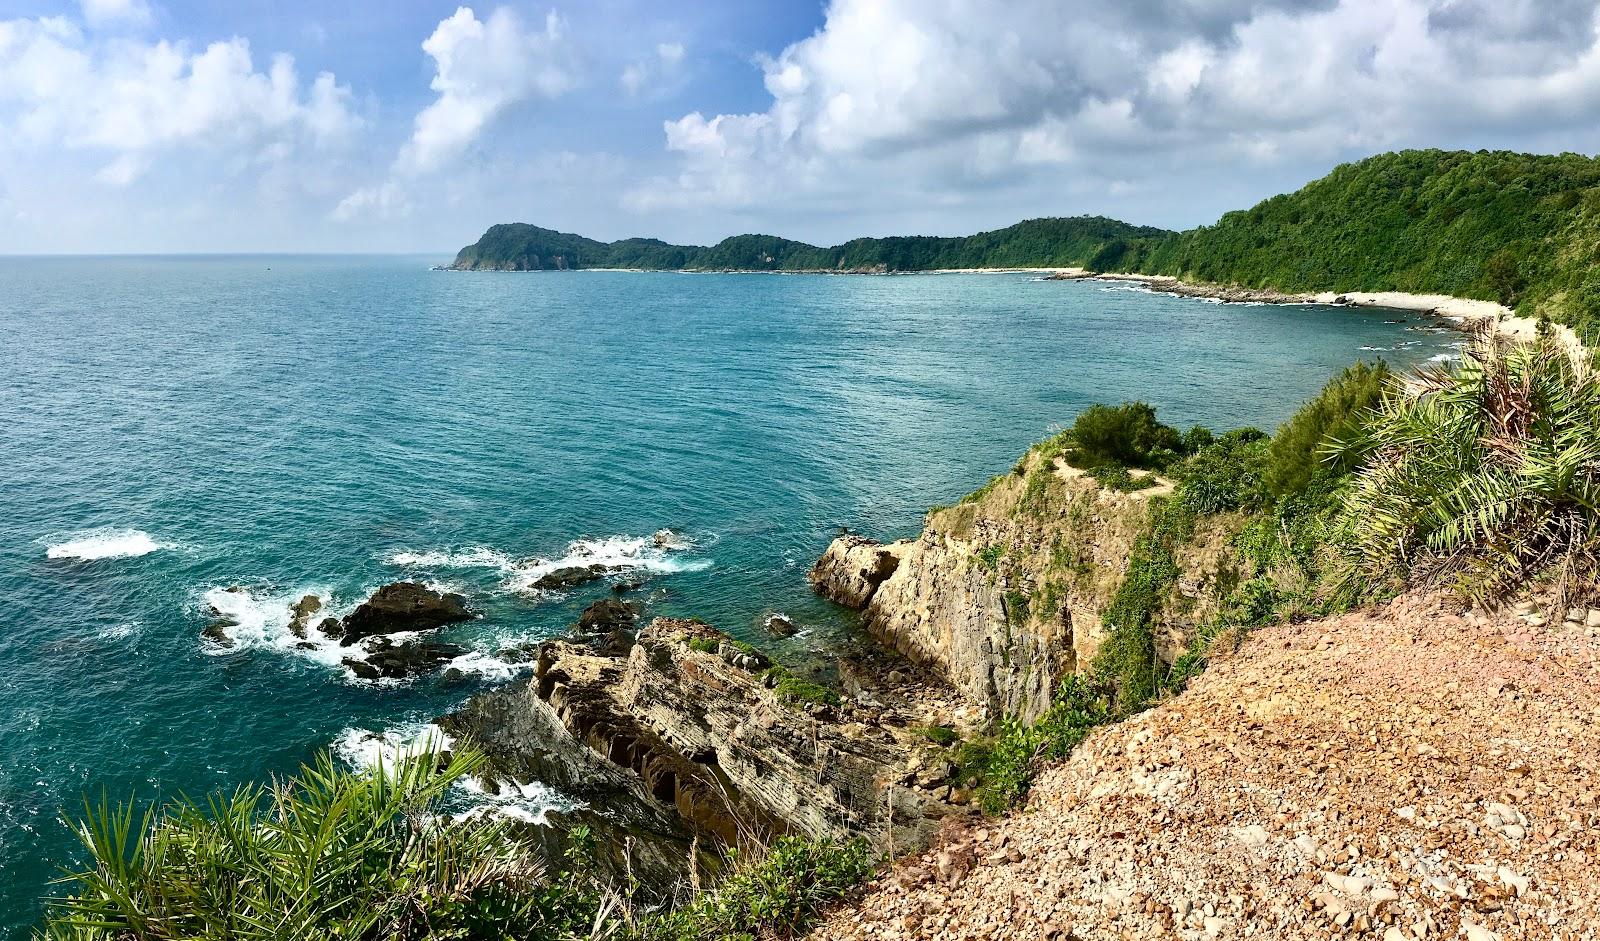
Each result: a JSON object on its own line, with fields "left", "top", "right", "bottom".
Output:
{"left": 628, "top": 0, "right": 1600, "bottom": 216}
{"left": 337, "top": 6, "right": 577, "bottom": 219}
{"left": 620, "top": 41, "right": 685, "bottom": 97}
{"left": 0, "top": 13, "right": 357, "bottom": 187}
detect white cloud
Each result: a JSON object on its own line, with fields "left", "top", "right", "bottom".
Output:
{"left": 336, "top": 5, "right": 578, "bottom": 219}
{"left": 620, "top": 41, "right": 685, "bottom": 97}
{"left": 78, "top": 0, "right": 153, "bottom": 30}
{"left": 0, "top": 13, "right": 358, "bottom": 186}
{"left": 398, "top": 6, "right": 575, "bottom": 174}
{"left": 630, "top": 0, "right": 1600, "bottom": 216}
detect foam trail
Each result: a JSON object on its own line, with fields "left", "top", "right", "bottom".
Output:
{"left": 46, "top": 529, "right": 171, "bottom": 561}
{"left": 503, "top": 533, "right": 713, "bottom": 595}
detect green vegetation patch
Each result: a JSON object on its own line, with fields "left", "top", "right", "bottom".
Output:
{"left": 762, "top": 665, "right": 843, "bottom": 709}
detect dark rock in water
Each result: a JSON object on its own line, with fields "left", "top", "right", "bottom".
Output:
{"left": 611, "top": 579, "right": 645, "bottom": 594}
{"left": 287, "top": 594, "right": 322, "bottom": 639}
{"left": 765, "top": 614, "right": 800, "bottom": 638}
{"left": 316, "top": 617, "right": 343, "bottom": 639}
{"left": 440, "top": 667, "right": 469, "bottom": 685}
{"left": 200, "top": 622, "right": 235, "bottom": 647}
{"left": 529, "top": 564, "right": 616, "bottom": 592}
{"left": 340, "top": 582, "right": 472, "bottom": 645}
{"left": 343, "top": 657, "right": 381, "bottom": 681}
{"left": 577, "top": 597, "right": 639, "bottom": 632}
{"left": 356, "top": 635, "right": 469, "bottom": 679}
{"left": 495, "top": 643, "right": 541, "bottom": 664}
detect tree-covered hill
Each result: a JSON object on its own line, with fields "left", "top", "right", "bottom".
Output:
{"left": 449, "top": 150, "right": 1600, "bottom": 338}
{"left": 446, "top": 217, "right": 1171, "bottom": 273}
{"left": 1105, "top": 149, "right": 1600, "bottom": 339}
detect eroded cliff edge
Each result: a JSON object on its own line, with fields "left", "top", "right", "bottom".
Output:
{"left": 812, "top": 445, "right": 1247, "bottom": 721}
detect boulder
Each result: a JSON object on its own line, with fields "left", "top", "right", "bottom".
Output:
{"left": 347, "top": 636, "right": 469, "bottom": 680}
{"left": 200, "top": 622, "right": 234, "bottom": 647}
{"left": 809, "top": 535, "right": 902, "bottom": 609}
{"left": 287, "top": 594, "right": 322, "bottom": 639}
{"left": 340, "top": 582, "right": 472, "bottom": 645}
{"left": 765, "top": 614, "right": 800, "bottom": 638}
{"left": 577, "top": 598, "right": 640, "bottom": 632}
{"left": 529, "top": 564, "right": 618, "bottom": 592}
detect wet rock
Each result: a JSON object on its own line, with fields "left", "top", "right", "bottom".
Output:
{"left": 530, "top": 564, "right": 617, "bottom": 592}
{"left": 577, "top": 597, "right": 639, "bottom": 632}
{"left": 287, "top": 594, "right": 321, "bottom": 638}
{"left": 200, "top": 622, "right": 234, "bottom": 647}
{"left": 316, "top": 617, "right": 343, "bottom": 639}
{"left": 352, "top": 636, "right": 469, "bottom": 680}
{"left": 765, "top": 614, "right": 800, "bottom": 638}
{"left": 340, "top": 582, "right": 472, "bottom": 645}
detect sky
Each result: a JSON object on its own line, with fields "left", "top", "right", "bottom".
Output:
{"left": 4, "top": 0, "right": 1600, "bottom": 254}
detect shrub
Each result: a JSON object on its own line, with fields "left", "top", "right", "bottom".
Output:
{"left": 762, "top": 666, "right": 842, "bottom": 708}
{"left": 916, "top": 725, "right": 960, "bottom": 747}
{"left": 634, "top": 837, "right": 876, "bottom": 941}
{"left": 1338, "top": 338, "right": 1600, "bottom": 600}
{"left": 1065, "top": 401, "right": 1185, "bottom": 470}
{"left": 1263, "top": 360, "right": 1392, "bottom": 497}
{"left": 1175, "top": 428, "right": 1270, "bottom": 513}
{"left": 965, "top": 677, "right": 1114, "bottom": 813}
{"left": 40, "top": 747, "right": 598, "bottom": 941}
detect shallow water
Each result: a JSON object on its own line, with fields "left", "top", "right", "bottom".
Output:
{"left": 0, "top": 258, "right": 1453, "bottom": 934}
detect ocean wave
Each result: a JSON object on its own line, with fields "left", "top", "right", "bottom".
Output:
{"left": 96, "top": 622, "right": 140, "bottom": 641}
{"left": 1428, "top": 352, "right": 1459, "bottom": 362}
{"left": 198, "top": 585, "right": 351, "bottom": 671}
{"left": 389, "top": 531, "right": 712, "bottom": 596}
{"left": 334, "top": 723, "right": 579, "bottom": 824}
{"left": 442, "top": 649, "right": 531, "bottom": 682}
{"left": 46, "top": 528, "right": 172, "bottom": 561}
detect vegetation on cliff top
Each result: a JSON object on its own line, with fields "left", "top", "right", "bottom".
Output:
{"left": 455, "top": 149, "right": 1600, "bottom": 339}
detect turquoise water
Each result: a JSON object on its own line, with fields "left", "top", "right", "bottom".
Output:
{"left": 0, "top": 257, "right": 1454, "bottom": 934}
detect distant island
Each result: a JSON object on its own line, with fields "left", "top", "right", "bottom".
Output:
{"left": 451, "top": 149, "right": 1600, "bottom": 341}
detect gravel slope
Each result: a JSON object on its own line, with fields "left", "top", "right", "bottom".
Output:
{"left": 812, "top": 592, "right": 1600, "bottom": 941}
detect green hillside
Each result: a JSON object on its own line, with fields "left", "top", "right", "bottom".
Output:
{"left": 450, "top": 150, "right": 1600, "bottom": 339}
{"left": 1107, "top": 149, "right": 1600, "bottom": 339}
{"left": 447, "top": 217, "right": 1171, "bottom": 273}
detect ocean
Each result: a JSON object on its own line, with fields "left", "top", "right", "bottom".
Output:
{"left": 0, "top": 256, "right": 1453, "bottom": 934}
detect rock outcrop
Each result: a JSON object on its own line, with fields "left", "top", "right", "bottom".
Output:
{"left": 812, "top": 449, "right": 1245, "bottom": 721}
{"left": 340, "top": 582, "right": 473, "bottom": 644}
{"left": 442, "top": 617, "right": 967, "bottom": 887}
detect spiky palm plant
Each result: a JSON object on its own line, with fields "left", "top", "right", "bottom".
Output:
{"left": 1337, "top": 334, "right": 1600, "bottom": 601}
{"left": 40, "top": 747, "right": 600, "bottom": 941}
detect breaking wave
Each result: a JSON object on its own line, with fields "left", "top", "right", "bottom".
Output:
{"left": 386, "top": 531, "right": 713, "bottom": 596}
{"left": 46, "top": 528, "right": 172, "bottom": 561}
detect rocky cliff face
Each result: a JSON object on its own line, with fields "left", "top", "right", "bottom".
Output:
{"left": 443, "top": 617, "right": 965, "bottom": 888}
{"left": 813, "top": 448, "right": 1245, "bottom": 721}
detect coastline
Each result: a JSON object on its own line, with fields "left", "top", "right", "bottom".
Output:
{"left": 1062, "top": 270, "right": 1587, "bottom": 361}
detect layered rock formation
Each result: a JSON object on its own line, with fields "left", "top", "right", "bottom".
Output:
{"left": 442, "top": 617, "right": 966, "bottom": 888}
{"left": 812, "top": 448, "right": 1245, "bottom": 721}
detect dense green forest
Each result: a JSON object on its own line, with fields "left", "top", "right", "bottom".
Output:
{"left": 452, "top": 149, "right": 1600, "bottom": 339}
{"left": 446, "top": 217, "right": 1170, "bottom": 273}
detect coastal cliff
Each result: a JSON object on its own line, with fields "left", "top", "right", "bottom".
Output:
{"left": 812, "top": 445, "right": 1247, "bottom": 721}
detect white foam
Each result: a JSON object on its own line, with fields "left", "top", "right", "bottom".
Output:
{"left": 46, "top": 529, "right": 171, "bottom": 561}
{"left": 334, "top": 723, "right": 580, "bottom": 824}
{"left": 334, "top": 723, "right": 456, "bottom": 773}
{"left": 385, "top": 547, "right": 516, "bottom": 571}
{"left": 442, "top": 650, "right": 532, "bottom": 682}
{"left": 198, "top": 585, "right": 351, "bottom": 670}
{"left": 96, "top": 622, "right": 140, "bottom": 641}
{"left": 502, "top": 533, "right": 712, "bottom": 595}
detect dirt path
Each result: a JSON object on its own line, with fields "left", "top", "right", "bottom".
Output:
{"left": 812, "top": 592, "right": 1600, "bottom": 940}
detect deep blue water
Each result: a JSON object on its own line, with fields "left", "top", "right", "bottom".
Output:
{"left": 0, "top": 257, "right": 1454, "bottom": 934}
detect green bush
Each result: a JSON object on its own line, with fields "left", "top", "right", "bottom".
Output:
{"left": 965, "top": 677, "right": 1114, "bottom": 813}
{"left": 1338, "top": 339, "right": 1600, "bottom": 600}
{"left": 916, "top": 725, "right": 960, "bottom": 747}
{"left": 634, "top": 837, "right": 876, "bottom": 941}
{"left": 1263, "top": 361, "right": 1392, "bottom": 496}
{"left": 762, "top": 666, "right": 842, "bottom": 708}
{"left": 1065, "top": 401, "right": 1185, "bottom": 470}
{"left": 1175, "top": 428, "right": 1270, "bottom": 513}
{"left": 40, "top": 747, "right": 598, "bottom": 941}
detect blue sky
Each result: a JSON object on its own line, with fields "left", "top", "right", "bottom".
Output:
{"left": 4, "top": 0, "right": 1600, "bottom": 254}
